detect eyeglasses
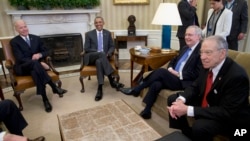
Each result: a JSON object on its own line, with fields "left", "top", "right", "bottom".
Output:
{"left": 199, "top": 48, "right": 224, "bottom": 56}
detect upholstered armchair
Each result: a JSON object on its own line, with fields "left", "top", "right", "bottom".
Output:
{"left": 0, "top": 38, "right": 62, "bottom": 111}
{"left": 79, "top": 32, "right": 120, "bottom": 93}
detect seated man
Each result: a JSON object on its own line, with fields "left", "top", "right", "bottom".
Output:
{"left": 120, "top": 25, "right": 202, "bottom": 119}
{"left": 167, "top": 35, "right": 250, "bottom": 141}
{"left": 0, "top": 99, "right": 45, "bottom": 141}
{"left": 83, "top": 16, "right": 123, "bottom": 101}
{"left": 10, "top": 19, "right": 67, "bottom": 113}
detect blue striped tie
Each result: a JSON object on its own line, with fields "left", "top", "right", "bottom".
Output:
{"left": 175, "top": 48, "right": 191, "bottom": 72}
{"left": 98, "top": 32, "right": 103, "bottom": 52}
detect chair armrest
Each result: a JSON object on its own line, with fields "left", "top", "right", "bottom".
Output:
{"left": 4, "top": 60, "right": 17, "bottom": 86}
{"left": 45, "top": 56, "right": 59, "bottom": 75}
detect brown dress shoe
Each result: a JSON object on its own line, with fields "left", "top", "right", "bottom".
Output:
{"left": 28, "top": 136, "right": 45, "bottom": 141}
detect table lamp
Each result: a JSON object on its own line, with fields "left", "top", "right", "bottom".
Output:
{"left": 151, "top": 3, "right": 182, "bottom": 49}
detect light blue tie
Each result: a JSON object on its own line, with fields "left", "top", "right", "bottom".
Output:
{"left": 25, "top": 36, "right": 31, "bottom": 47}
{"left": 98, "top": 32, "right": 103, "bottom": 52}
{"left": 175, "top": 48, "right": 191, "bottom": 72}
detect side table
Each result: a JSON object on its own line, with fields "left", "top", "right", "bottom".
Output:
{"left": 130, "top": 48, "right": 177, "bottom": 87}
{"left": 115, "top": 35, "right": 147, "bottom": 51}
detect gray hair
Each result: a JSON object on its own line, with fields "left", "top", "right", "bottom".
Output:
{"left": 205, "top": 35, "right": 228, "bottom": 50}
{"left": 187, "top": 25, "right": 202, "bottom": 40}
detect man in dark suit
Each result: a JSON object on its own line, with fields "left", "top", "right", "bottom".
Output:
{"left": 84, "top": 16, "right": 123, "bottom": 101}
{"left": 0, "top": 99, "right": 45, "bottom": 141}
{"left": 10, "top": 20, "right": 67, "bottom": 113}
{"left": 177, "top": 0, "right": 199, "bottom": 50}
{"left": 168, "top": 35, "right": 250, "bottom": 141}
{"left": 120, "top": 25, "right": 202, "bottom": 119}
{"left": 224, "top": 0, "right": 248, "bottom": 50}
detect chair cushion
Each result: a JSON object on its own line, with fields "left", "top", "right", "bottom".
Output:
{"left": 14, "top": 71, "right": 59, "bottom": 91}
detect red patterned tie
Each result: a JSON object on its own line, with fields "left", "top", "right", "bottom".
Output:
{"left": 202, "top": 71, "right": 213, "bottom": 107}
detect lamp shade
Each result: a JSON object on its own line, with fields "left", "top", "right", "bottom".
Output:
{"left": 152, "top": 3, "right": 182, "bottom": 26}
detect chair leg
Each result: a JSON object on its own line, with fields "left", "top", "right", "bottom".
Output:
{"left": 57, "top": 80, "right": 62, "bottom": 88}
{"left": 0, "top": 86, "right": 4, "bottom": 100}
{"left": 79, "top": 76, "right": 85, "bottom": 93}
{"left": 13, "top": 91, "right": 23, "bottom": 111}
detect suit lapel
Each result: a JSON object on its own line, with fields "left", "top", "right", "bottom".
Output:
{"left": 211, "top": 58, "right": 233, "bottom": 90}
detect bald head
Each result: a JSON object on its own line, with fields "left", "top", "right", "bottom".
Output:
{"left": 14, "top": 20, "right": 29, "bottom": 36}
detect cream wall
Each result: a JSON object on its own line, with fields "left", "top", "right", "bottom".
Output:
{"left": 0, "top": 0, "right": 204, "bottom": 36}
{"left": 0, "top": 0, "right": 249, "bottom": 51}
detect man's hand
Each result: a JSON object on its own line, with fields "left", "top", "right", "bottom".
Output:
{"left": 32, "top": 53, "right": 42, "bottom": 60}
{"left": 3, "top": 133, "right": 28, "bottom": 141}
{"left": 238, "top": 33, "right": 245, "bottom": 40}
{"left": 168, "top": 67, "right": 180, "bottom": 77}
{"left": 167, "top": 100, "right": 188, "bottom": 119}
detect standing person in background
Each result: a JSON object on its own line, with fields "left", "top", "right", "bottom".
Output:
{"left": 177, "top": 0, "right": 199, "bottom": 50}
{"left": 202, "top": 0, "right": 232, "bottom": 39}
{"left": 224, "top": 0, "right": 248, "bottom": 50}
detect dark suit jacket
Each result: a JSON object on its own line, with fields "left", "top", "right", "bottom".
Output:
{"left": 180, "top": 57, "right": 250, "bottom": 124}
{"left": 84, "top": 29, "right": 114, "bottom": 65}
{"left": 168, "top": 42, "right": 202, "bottom": 88}
{"left": 177, "top": 0, "right": 199, "bottom": 38}
{"left": 10, "top": 34, "right": 48, "bottom": 74}
{"left": 224, "top": 0, "right": 248, "bottom": 39}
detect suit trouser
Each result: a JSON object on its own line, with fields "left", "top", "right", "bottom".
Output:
{"left": 0, "top": 100, "right": 28, "bottom": 135}
{"left": 134, "top": 68, "right": 182, "bottom": 108}
{"left": 87, "top": 52, "right": 114, "bottom": 85}
{"left": 227, "top": 37, "right": 238, "bottom": 51}
{"left": 178, "top": 37, "right": 186, "bottom": 51}
{"left": 15, "top": 60, "right": 51, "bottom": 95}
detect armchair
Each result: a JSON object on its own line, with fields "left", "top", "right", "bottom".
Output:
{"left": 0, "top": 38, "right": 62, "bottom": 111}
{"left": 79, "top": 32, "right": 120, "bottom": 92}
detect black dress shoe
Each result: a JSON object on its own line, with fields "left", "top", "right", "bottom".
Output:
{"left": 119, "top": 88, "right": 140, "bottom": 97}
{"left": 53, "top": 87, "right": 67, "bottom": 97}
{"left": 95, "top": 90, "right": 103, "bottom": 101}
{"left": 43, "top": 100, "right": 52, "bottom": 112}
{"left": 140, "top": 111, "right": 151, "bottom": 119}
{"left": 110, "top": 81, "right": 125, "bottom": 90}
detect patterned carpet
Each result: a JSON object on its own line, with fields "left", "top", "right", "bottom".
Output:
{"left": 58, "top": 100, "right": 161, "bottom": 141}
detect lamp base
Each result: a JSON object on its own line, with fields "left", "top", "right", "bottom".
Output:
{"left": 162, "top": 25, "right": 171, "bottom": 49}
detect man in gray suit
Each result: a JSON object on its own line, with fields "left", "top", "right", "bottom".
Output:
{"left": 84, "top": 16, "right": 123, "bottom": 101}
{"left": 224, "top": 0, "right": 248, "bottom": 50}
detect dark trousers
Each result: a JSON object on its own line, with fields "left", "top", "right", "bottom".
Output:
{"left": 86, "top": 52, "right": 114, "bottom": 85}
{"left": 0, "top": 100, "right": 28, "bottom": 135}
{"left": 227, "top": 37, "right": 238, "bottom": 51}
{"left": 135, "top": 68, "right": 182, "bottom": 109}
{"left": 14, "top": 60, "right": 51, "bottom": 96}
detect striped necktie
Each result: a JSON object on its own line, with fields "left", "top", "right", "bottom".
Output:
{"left": 25, "top": 36, "right": 31, "bottom": 47}
{"left": 175, "top": 48, "right": 191, "bottom": 72}
{"left": 98, "top": 32, "right": 103, "bottom": 52}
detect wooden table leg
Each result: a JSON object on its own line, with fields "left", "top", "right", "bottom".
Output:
{"left": 130, "top": 60, "right": 134, "bottom": 87}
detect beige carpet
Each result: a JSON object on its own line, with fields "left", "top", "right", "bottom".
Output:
{"left": 58, "top": 100, "right": 161, "bottom": 141}
{"left": 2, "top": 71, "right": 176, "bottom": 141}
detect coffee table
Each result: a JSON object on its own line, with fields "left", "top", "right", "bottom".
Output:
{"left": 58, "top": 100, "right": 161, "bottom": 141}
{"left": 130, "top": 48, "right": 177, "bottom": 87}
